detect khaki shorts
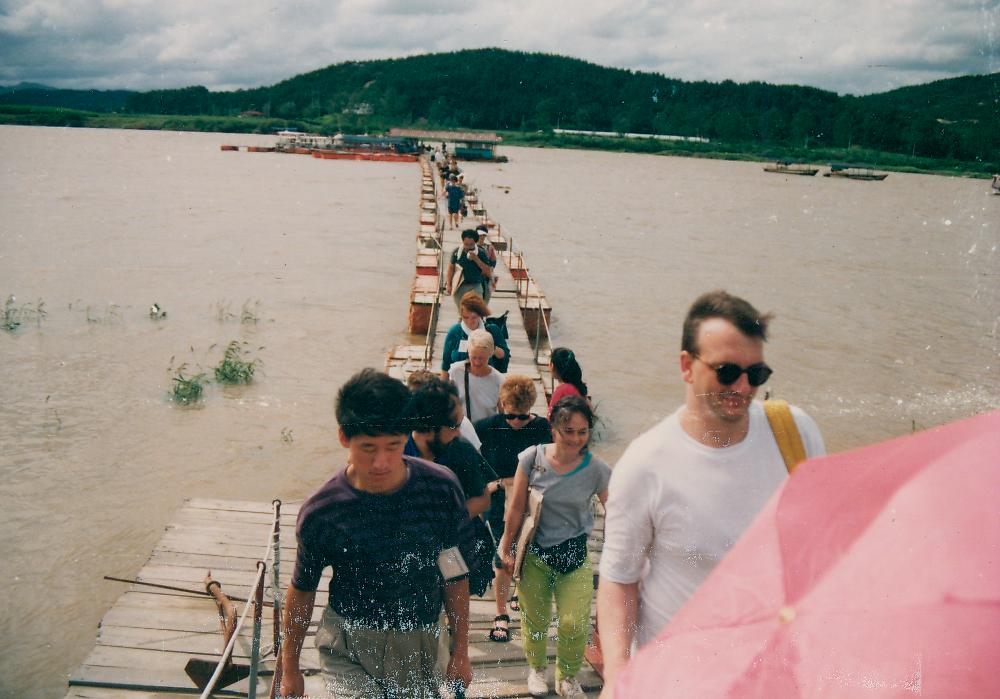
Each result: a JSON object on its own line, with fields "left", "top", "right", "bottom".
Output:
{"left": 315, "top": 606, "right": 442, "bottom": 698}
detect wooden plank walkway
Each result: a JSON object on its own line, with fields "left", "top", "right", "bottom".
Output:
{"left": 65, "top": 498, "right": 605, "bottom": 698}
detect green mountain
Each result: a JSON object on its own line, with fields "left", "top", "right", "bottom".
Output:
{"left": 0, "top": 82, "right": 135, "bottom": 112}
{"left": 5, "top": 49, "right": 996, "bottom": 163}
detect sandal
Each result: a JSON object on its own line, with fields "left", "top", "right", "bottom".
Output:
{"left": 509, "top": 595, "right": 520, "bottom": 612}
{"left": 489, "top": 614, "right": 511, "bottom": 643}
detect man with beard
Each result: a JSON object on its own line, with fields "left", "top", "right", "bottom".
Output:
{"left": 596, "top": 290, "right": 825, "bottom": 698}
{"left": 404, "top": 377, "right": 500, "bottom": 696}
{"left": 404, "top": 376, "right": 498, "bottom": 516}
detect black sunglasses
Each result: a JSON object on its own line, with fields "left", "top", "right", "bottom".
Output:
{"left": 692, "top": 354, "right": 773, "bottom": 387}
{"left": 502, "top": 412, "right": 532, "bottom": 421}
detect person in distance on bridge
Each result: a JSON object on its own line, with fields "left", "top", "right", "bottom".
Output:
{"left": 443, "top": 174, "right": 465, "bottom": 229}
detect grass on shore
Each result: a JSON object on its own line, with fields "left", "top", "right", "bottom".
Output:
{"left": 1, "top": 104, "right": 995, "bottom": 178}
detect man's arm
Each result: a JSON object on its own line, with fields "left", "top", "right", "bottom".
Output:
{"left": 470, "top": 248, "right": 492, "bottom": 276}
{"left": 465, "top": 483, "right": 496, "bottom": 517}
{"left": 280, "top": 583, "right": 317, "bottom": 698}
{"left": 444, "top": 577, "right": 473, "bottom": 688}
{"left": 596, "top": 579, "right": 640, "bottom": 699}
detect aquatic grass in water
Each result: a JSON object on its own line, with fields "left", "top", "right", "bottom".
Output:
{"left": 214, "top": 341, "right": 261, "bottom": 384}
{"left": 3, "top": 295, "right": 47, "bottom": 331}
{"left": 216, "top": 299, "right": 263, "bottom": 324}
{"left": 171, "top": 366, "right": 207, "bottom": 405}
{"left": 167, "top": 353, "right": 208, "bottom": 405}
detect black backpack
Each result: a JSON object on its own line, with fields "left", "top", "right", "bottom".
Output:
{"left": 484, "top": 310, "right": 509, "bottom": 339}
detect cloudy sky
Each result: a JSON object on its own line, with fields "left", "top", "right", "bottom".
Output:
{"left": 1, "top": 1, "right": 997, "bottom": 95}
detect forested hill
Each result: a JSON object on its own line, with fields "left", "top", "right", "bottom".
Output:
{"left": 0, "top": 82, "right": 135, "bottom": 111}
{"left": 9, "top": 49, "right": 999, "bottom": 163}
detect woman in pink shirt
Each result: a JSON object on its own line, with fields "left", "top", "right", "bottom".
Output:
{"left": 547, "top": 347, "right": 589, "bottom": 419}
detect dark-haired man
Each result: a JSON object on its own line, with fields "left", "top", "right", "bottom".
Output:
{"left": 280, "top": 368, "right": 474, "bottom": 699}
{"left": 445, "top": 229, "right": 493, "bottom": 311}
{"left": 597, "top": 291, "right": 825, "bottom": 698}
{"left": 404, "top": 376, "right": 497, "bottom": 517}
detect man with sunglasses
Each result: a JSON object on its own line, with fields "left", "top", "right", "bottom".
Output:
{"left": 596, "top": 290, "right": 825, "bottom": 698}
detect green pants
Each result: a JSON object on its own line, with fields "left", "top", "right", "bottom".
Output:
{"left": 518, "top": 550, "right": 594, "bottom": 681}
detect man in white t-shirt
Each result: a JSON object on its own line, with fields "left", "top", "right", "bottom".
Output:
{"left": 597, "top": 290, "right": 825, "bottom": 698}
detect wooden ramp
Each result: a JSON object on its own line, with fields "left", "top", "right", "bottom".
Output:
{"left": 65, "top": 498, "right": 605, "bottom": 698}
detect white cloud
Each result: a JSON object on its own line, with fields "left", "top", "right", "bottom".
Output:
{"left": 0, "top": 0, "right": 995, "bottom": 93}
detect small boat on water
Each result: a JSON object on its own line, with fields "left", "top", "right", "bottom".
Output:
{"left": 763, "top": 160, "right": 819, "bottom": 176}
{"left": 824, "top": 164, "right": 888, "bottom": 181}
{"left": 274, "top": 130, "right": 333, "bottom": 153}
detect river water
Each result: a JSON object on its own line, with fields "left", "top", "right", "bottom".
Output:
{"left": 1, "top": 127, "right": 997, "bottom": 698}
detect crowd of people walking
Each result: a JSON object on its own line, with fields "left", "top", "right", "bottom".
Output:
{"left": 274, "top": 143, "right": 828, "bottom": 699}
{"left": 278, "top": 285, "right": 825, "bottom": 698}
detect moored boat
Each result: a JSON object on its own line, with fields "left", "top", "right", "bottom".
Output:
{"left": 763, "top": 160, "right": 819, "bottom": 176}
{"left": 274, "top": 130, "right": 333, "bottom": 152}
{"left": 824, "top": 164, "right": 888, "bottom": 180}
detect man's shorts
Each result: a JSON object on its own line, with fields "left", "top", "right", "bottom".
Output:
{"left": 315, "top": 606, "right": 441, "bottom": 698}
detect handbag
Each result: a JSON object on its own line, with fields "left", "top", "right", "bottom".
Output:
{"left": 450, "top": 247, "right": 465, "bottom": 291}
{"left": 512, "top": 446, "right": 545, "bottom": 581}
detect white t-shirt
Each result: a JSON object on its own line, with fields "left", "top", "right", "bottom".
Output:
{"left": 459, "top": 416, "right": 481, "bottom": 451}
{"left": 599, "top": 400, "right": 825, "bottom": 647}
{"left": 448, "top": 362, "right": 503, "bottom": 423}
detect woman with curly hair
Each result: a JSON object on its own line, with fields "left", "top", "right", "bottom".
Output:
{"left": 498, "top": 395, "right": 610, "bottom": 697}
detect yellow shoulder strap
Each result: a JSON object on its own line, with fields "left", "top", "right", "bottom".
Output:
{"left": 763, "top": 399, "right": 807, "bottom": 474}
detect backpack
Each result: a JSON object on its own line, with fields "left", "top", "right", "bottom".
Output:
{"left": 483, "top": 314, "right": 511, "bottom": 373}
{"left": 484, "top": 310, "right": 509, "bottom": 339}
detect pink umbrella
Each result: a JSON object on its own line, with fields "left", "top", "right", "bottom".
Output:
{"left": 615, "top": 409, "right": 1000, "bottom": 698}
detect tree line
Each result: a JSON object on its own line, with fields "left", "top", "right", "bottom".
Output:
{"left": 14, "top": 48, "right": 999, "bottom": 164}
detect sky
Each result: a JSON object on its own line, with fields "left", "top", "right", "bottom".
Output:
{"left": 1, "top": 0, "right": 997, "bottom": 96}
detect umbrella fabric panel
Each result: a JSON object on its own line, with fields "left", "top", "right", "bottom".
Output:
{"left": 614, "top": 410, "right": 1000, "bottom": 699}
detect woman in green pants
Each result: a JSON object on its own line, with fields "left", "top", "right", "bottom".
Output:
{"left": 499, "top": 395, "right": 611, "bottom": 697}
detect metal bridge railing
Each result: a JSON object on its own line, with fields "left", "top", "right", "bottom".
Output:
{"left": 199, "top": 499, "right": 282, "bottom": 699}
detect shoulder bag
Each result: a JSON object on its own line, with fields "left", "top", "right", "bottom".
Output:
{"left": 463, "top": 362, "right": 473, "bottom": 420}
{"left": 764, "top": 399, "right": 807, "bottom": 473}
{"left": 513, "top": 446, "right": 545, "bottom": 581}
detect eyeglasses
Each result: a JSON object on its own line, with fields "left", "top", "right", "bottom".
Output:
{"left": 691, "top": 354, "right": 773, "bottom": 387}
{"left": 502, "top": 412, "right": 532, "bottom": 421}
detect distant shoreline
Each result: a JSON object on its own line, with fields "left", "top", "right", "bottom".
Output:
{"left": 1, "top": 104, "right": 993, "bottom": 179}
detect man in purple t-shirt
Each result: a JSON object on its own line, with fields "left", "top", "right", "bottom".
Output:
{"left": 280, "top": 369, "right": 474, "bottom": 698}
